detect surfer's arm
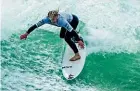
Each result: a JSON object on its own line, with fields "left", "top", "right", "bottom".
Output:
{"left": 20, "top": 18, "right": 49, "bottom": 40}
{"left": 62, "top": 20, "right": 80, "bottom": 41}
{"left": 26, "top": 18, "right": 50, "bottom": 34}
{"left": 26, "top": 24, "right": 37, "bottom": 34}
{"left": 71, "top": 30, "right": 80, "bottom": 41}
{"left": 62, "top": 20, "right": 84, "bottom": 48}
{"left": 20, "top": 24, "right": 37, "bottom": 40}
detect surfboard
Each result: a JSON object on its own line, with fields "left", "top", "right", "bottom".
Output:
{"left": 62, "top": 37, "right": 86, "bottom": 80}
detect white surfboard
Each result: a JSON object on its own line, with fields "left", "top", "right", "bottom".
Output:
{"left": 62, "top": 40, "right": 86, "bottom": 80}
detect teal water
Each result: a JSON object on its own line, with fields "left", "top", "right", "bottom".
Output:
{"left": 1, "top": 0, "right": 140, "bottom": 91}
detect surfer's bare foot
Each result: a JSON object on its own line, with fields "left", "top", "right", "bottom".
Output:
{"left": 70, "top": 53, "right": 81, "bottom": 61}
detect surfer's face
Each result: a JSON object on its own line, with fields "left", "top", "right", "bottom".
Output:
{"left": 51, "top": 15, "right": 58, "bottom": 23}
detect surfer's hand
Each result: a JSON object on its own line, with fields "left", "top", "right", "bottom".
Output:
{"left": 78, "top": 40, "right": 84, "bottom": 48}
{"left": 20, "top": 33, "right": 28, "bottom": 40}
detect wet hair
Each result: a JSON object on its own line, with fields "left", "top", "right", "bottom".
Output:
{"left": 48, "top": 10, "right": 59, "bottom": 18}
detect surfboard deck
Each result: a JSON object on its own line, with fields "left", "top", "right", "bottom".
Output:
{"left": 62, "top": 39, "right": 86, "bottom": 80}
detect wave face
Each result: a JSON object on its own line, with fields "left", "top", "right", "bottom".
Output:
{"left": 1, "top": 0, "right": 140, "bottom": 91}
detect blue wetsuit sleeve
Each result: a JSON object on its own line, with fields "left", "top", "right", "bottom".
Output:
{"left": 62, "top": 19, "right": 73, "bottom": 32}
{"left": 36, "top": 18, "right": 50, "bottom": 27}
{"left": 26, "top": 18, "right": 50, "bottom": 34}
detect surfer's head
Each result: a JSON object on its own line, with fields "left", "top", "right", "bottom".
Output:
{"left": 48, "top": 10, "right": 59, "bottom": 23}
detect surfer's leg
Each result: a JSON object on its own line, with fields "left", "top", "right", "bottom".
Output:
{"left": 61, "top": 15, "right": 81, "bottom": 61}
{"left": 60, "top": 27, "right": 66, "bottom": 38}
{"left": 65, "top": 31, "right": 81, "bottom": 61}
{"left": 65, "top": 34, "right": 78, "bottom": 53}
{"left": 60, "top": 27, "right": 79, "bottom": 55}
{"left": 67, "top": 15, "right": 81, "bottom": 61}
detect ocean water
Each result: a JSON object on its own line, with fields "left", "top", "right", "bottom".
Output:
{"left": 1, "top": 0, "right": 140, "bottom": 91}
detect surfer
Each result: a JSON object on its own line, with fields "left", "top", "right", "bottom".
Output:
{"left": 20, "top": 10, "right": 84, "bottom": 61}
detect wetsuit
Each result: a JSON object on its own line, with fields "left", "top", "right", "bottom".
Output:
{"left": 26, "top": 12, "right": 80, "bottom": 54}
